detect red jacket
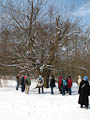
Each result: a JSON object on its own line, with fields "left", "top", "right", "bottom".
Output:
{"left": 67, "top": 79, "right": 72, "bottom": 88}
{"left": 58, "top": 76, "right": 62, "bottom": 88}
{"left": 24, "top": 75, "right": 27, "bottom": 80}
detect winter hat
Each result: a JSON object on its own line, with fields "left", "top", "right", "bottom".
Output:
{"left": 83, "top": 76, "right": 88, "bottom": 81}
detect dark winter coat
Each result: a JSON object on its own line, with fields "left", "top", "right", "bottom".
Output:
{"left": 21, "top": 76, "right": 25, "bottom": 85}
{"left": 78, "top": 80, "right": 90, "bottom": 106}
{"left": 16, "top": 75, "right": 20, "bottom": 85}
{"left": 50, "top": 77, "right": 55, "bottom": 88}
{"left": 21, "top": 76, "right": 25, "bottom": 92}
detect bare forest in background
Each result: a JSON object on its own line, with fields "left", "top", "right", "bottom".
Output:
{"left": 0, "top": 0, "right": 90, "bottom": 84}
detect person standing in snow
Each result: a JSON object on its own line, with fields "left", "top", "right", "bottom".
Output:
{"left": 16, "top": 74, "right": 20, "bottom": 90}
{"left": 25, "top": 74, "right": 31, "bottom": 94}
{"left": 77, "top": 75, "right": 82, "bottom": 86}
{"left": 37, "top": 75, "right": 44, "bottom": 94}
{"left": 65, "top": 77, "right": 69, "bottom": 93}
{"left": 50, "top": 75, "right": 55, "bottom": 94}
{"left": 58, "top": 76, "right": 63, "bottom": 94}
{"left": 21, "top": 75, "right": 25, "bottom": 92}
{"left": 67, "top": 76, "right": 72, "bottom": 95}
{"left": 78, "top": 76, "right": 90, "bottom": 109}
{"left": 61, "top": 78, "right": 67, "bottom": 95}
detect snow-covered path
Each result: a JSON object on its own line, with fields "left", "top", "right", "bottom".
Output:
{"left": 0, "top": 81, "right": 90, "bottom": 120}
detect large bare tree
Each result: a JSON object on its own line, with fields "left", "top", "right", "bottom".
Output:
{"left": 0, "top": 0, "right": 85, "bottom": 84}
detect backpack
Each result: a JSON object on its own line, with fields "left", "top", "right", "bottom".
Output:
{"left": 39, "top": 77, "right": 42, "bottom": 83}
{"left": 28, "top": 80, "right": 31, "bottom": 85}
{"left": 25, "top": 79, "right": 28, "bottom": 84}
{"left": 63, "top": 79, "right": 67, "bottom": 86}
{"left": 26, "top": 76, "right": 31, "bottom": 85}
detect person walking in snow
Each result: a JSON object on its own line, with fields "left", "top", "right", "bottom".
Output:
{"left": 58, "top": 76, "right": 63, "bottom": 94}
{"left": 37, "top": 75, "right": 44, "bottom": 94}
{"left": 50, "top": 75, "right": 55, "bottom": 94}
{"left": 67, "top": 76, "right": 72, "bottom": 95}
{"left": 25, "top": 74, "right": 31, "bottom": 94}
{"left": 78, "top": 76, "right": 90, "bottom": 109}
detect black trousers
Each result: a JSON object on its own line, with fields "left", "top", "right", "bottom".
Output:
{"left": 21, "top": 84, "right": 25, "bottom": 92}
{"left": 38, "top": 86, "right": 44, "bottom": 94}
{"left": 51, "top": 87, "right": 54, "bottom": 94}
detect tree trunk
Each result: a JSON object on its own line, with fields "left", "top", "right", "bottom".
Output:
{"left": 42, "top": 68, "right": 51, "bottom": 88}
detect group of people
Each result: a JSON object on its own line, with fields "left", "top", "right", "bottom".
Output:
{"left": 16, "top": 73, "right": 90, "bottom": 109}
{"left": 58, "top": 76, "right": 72, "bottom": 95}
{"left": 35, "top": 75, "right": 72, "bottom": 95}
{"left": 38, "top": 75, "right": 72, "bottom": 95}
{"left": 16, "top": 74, "right": 31, "bottom": 94}
{"left": 16, "top": 74, "right": 72, "bottom": 95}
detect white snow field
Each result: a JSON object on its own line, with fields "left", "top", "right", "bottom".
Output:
{"left": 0, "top": 80, "right": 90, "bottom": 120}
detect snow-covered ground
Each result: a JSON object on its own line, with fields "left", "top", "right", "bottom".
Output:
{"left": 0, "top": 80, "right": 90, "bottom": 120}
